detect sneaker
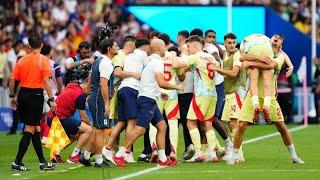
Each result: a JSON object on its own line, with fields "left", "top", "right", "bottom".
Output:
{"left": 124, "top": 151, "right": 136, "bottom": 163}
{"left": 94, "top": 161, "right": 110, "bottom": 168}
{"left": 157, "top": 158, "right": 177, "bottom": 167}
{"left": 208, "top": 151, "right": 219, "bottom": 163}
{"left": 292, "top": 157, "right": 305, "bottom": 164}
{"left": 12, "top": 162, "right": 30, "bottom": 171}
{"left": 79, "top": 156, "right": 91, "bottom": 167}
{"left": 169, "top": 152, "right": 178, "bottom": 162}
{"left": 51, "top": 154, "right": 64, "bottom": 163}
{"left": 102, "top": 147, "right": 116, "bottom": 165}
{"left": 186, "top": 152, "right": 205, "bottom": 163}
{"left": 226, "top": 153, "right": 243, "bottom": 165}
{"left": 67, "top": 154, "right": 80, "bottom": 164}
{"left": 113, "top": 156, "right": 127, "bottom": 167}
{"left": 222, "top": 149, "right": 233, "bottom": 161}
{"left": 138, "top": 154, "right": 150, "bottom": 163}
{"left": 253, "top": 107, "right": 260, "bottom": 123}
{"left": 39, "top": 162, "right": 55, "bottom": 171}
{"left": 182, "top": 144, "right": 195, "bottom": 160}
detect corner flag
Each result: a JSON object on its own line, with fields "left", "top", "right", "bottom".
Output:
{"left": 45, "top": 116, "right": 71, "bottom": 160}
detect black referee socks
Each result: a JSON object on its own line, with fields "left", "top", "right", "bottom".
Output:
{"left": 32, "top": 132, "right": 46, "bottom": 164}
{"left": 14, "top": 132, "right": 33, "bottom": 165}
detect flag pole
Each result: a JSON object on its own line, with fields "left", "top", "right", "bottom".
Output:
{"left": 303, "top": 75, "right": 308, "bottom": 126}
{"left": 227, "top": 0, "right": 232, "bottom": 33}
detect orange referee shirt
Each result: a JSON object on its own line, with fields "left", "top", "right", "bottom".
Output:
{"left": 12, "top": 51, "right": 51, "bottom": 89}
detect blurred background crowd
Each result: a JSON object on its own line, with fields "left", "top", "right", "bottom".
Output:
{"left": 0, "top": 0, "right": 319, "bottom": 78}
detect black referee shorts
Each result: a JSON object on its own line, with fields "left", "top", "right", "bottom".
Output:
{"left": 18, "top": 87, "right": 44, "bottom": 126}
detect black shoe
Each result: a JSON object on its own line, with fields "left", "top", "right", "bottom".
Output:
{"left": 12, "top": 162, "right": 30, "bottom": 171}
{"left": 138, "top": 155, "right": 150, "bottom": 163}
{"left": 79, "top": 156, "right": 91, "bottom": 166}
{"left": 94, "top": 162, "right": 110, "bottom": 168}
{"left": 6, "top": 132, "right": 16, "bottom": 135}
{"left": 40, "top": 162, "right": 55, "bottom": 171}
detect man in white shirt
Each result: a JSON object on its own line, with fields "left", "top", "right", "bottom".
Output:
{"left": 113, "top": 39, "right": 183, "bottom": 167}
{"left": 103, "top": 38, "right": 150, "bottom": 164}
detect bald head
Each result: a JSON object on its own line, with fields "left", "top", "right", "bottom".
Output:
{"left": 150, "top": 38, "right": 166, "bottom": 57}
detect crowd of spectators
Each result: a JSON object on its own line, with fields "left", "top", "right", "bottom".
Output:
{"left": 0, "top": 0, "right": 150, "bottom": 88}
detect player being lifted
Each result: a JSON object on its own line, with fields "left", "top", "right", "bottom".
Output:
{"left": 209, "top": 33, "right": 246, "bottom": 162}
{"left": 229, "top": 34, "right": 304, "bottom": 164}
{"left": 172, "top": 35, "right": 219, "bottom": 162}
{"left": 240, "top": 34, "right": 274, "bottom": 123}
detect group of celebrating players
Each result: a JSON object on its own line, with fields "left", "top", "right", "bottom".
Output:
{"left": 10, "top": 26, "right": 305, "bottom": 171}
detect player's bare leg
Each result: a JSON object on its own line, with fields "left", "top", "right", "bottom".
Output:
{"left": 249, "top": 68, "right": 261, "bottom": 123}
{"left": 274, "top": 122, "right": 304, "bottom": 164}
{"left": 124, "top": 119, "right": 137, "bottom": 163}
{"left": 227, "top": 121, "right": 248, "bottom": 164}
{"left": 262, "top": 70, "right": 272, "bottom": 122}
{"left": 68, "top": 123, "right": 93, "bottom": 163}
{"left": 102, "top": 121, "right": 126, "bottom": 165}
{"left": 80, "top": 128, "right": 96, "bottom": 166}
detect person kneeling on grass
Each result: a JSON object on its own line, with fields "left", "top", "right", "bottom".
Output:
{"left": 47, "top": 79, "right": 93, "bottom": 163}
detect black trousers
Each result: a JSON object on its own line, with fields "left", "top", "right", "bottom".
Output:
{"left": 178, "top": 93, "right": 193, "bottom": 151}
{"left": 9, "top": 109, "right": 20, "bottom": 133}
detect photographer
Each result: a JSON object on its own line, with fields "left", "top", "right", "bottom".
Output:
{"left": 63, "top": 41, "right": 94, "bottom": 85}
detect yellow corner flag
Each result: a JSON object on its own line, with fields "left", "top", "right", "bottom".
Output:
{"left": 45, "top": 116, "right": 71, "bottom": 160}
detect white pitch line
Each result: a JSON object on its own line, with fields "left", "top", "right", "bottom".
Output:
{"left": 243, "top": 125, "right": 307, "bottom": 144}
{"left": 112, "top": 166, "right": 167, "bottom": 180}
{"left": 68, "top": 165, "right": 83, "bottom": 170}
{"left": 153, "top": 169, "right": 318, "bottom": 174}
{"left": 112, "top": 125, "right": 308, "bottom": 180}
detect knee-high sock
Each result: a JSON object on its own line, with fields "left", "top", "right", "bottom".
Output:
{"left": 189, "top": 128, "right": 201, "bottom": 152}
{"left": 32, "top": 132, "right": 46, "bottom": 163}
{"left": 14, "top": 132, "right": 32, "bottom": 164}
{"left": 168, "top": 120, "right": 178, "bottom": 153}
{"left": 205, "top": 130, "right": 217, "bottom": 152}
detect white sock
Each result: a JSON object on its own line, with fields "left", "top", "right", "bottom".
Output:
{"left": 287, "top": 144, "right": 298, "bottom": 159}
{"left": 71, "top": 147, "right": 81, "bottom": 157}
{"left": 168, "top": 120, "right": 178, "bottom": 153}
{"left": 84, "top": 151, "right": 91, "bottom": 160}
{"left": 116, "top": 146, "right": 127, "bottom": 158}
{"left": 158, "top": 149, "right": 167, "bottom": 162}
{"left": 225, "top": 138, "right": 233, "bottom": 150}
{"left": 206, "top": 130, "right": 217, "bottom": 152}
{"left": 149, "top": 124, "right": 157, "bottom": 147}
{"left": 95, "top": 154, "right": 103, "bottom": 164}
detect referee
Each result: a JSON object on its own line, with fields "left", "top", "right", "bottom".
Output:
{"left": 9, "top": 33, "right": 56, "bottom": 171}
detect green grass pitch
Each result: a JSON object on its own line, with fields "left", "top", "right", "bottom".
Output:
{"left": 1, "top": 124, "right": 319, "bottom": 180}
